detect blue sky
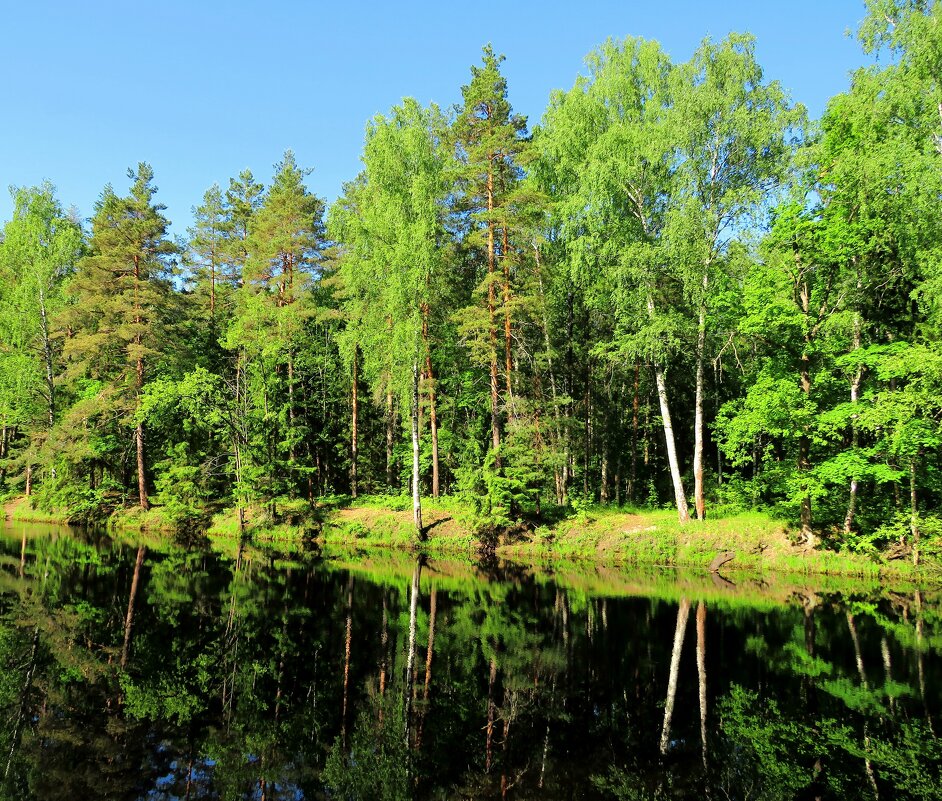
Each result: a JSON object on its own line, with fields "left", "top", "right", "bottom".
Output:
{"left": 1, "top": 1, "right": 870, "bottom": 234}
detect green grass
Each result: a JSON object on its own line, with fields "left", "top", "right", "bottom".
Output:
{"left": 8, "top": 491, "right": 939, "bottom": 580}
{"left": 7, "top": 497, "right": 73, "bottom": 524}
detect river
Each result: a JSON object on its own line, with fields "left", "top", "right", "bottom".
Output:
{"left": 0, "top": 519, "right": 939, "bottom": 800}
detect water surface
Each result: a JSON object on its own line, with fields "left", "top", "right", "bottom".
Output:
{"left": 0, "top": 520, "right": 939, "bottom": 800}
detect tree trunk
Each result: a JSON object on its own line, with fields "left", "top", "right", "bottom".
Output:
{"left": 911, "top": 458, "right": 920, "bottom": 567}
{"left": 351, "top": 350, "right": 358, "bottom": 498}
{"left": 386, "top": 388, "right": 395, "bottom": 490}
{"left": 693, "top": 298, "right": 707, "bottom": 520}
{"left": 287, "top": 353, "right": 296, "bottom": 464}
{"left": 648, "top": 296, "right": 689, "bottom": 522}
{"left": 535, "top": 245, "right": 566, "bottom": 504}
{"left": 422, "top": 305, "right": 440, "bottom": 498}
{"left": 411, "top": 362, "right": 423, "bottom": 539}
{"left": 654, "top": 364, "right": 690, "bottom": 522}
{"left": 844, "top": 311, "right": 863, "bottom": 534}
{"left": 38, "top": 287, "right": 56, "bottom": 427}
{"left": 487, "top": 170, "right": 501, "bottom": 462}
{"left": 233, "top": 350, "right": 246, "bottom": 533}
{"left": 133, "top": 253, "right": 149, "bottom": 511}
{"left": 798, "top": 349, "right": 814, "bottom": 546}
{"left": 660, "top": 598, "right": 691, "bottom": 754}
{"left": 797, "top": 264, "right": 815, "bottom": 547}
{"left": 630, "top": 360, "right": 640, "bottom": 503}
{"left": 502, "top": 227, "right": 513, "bottom": 410}
{"left": 136, "top": 420, "right": 149, "bottom": 511}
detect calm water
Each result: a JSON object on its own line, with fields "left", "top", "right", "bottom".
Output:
{"left": 0, "top": 521, "right": 939, "bottom": 801}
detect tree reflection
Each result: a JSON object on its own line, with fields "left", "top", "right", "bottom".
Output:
{"left": 0, "top": 525, "right": 939, "bottom": 799}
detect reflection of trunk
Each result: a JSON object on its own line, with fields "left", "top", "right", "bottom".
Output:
{"left": 881, "top": 637, "right": 894, "bottom": 714}
{"left": 659, "top": 598, "right": 690, "bottom": 754}
{"left": 500, "top": 688, "right": 511, "bottom": 799}
{"left": 539, "top": 681, "right": 555, "bottom": 790}
{"left": 19, "top": 530, "right": 26, "bottom": 578}
{"left": 696, "top": 602, "right": 708, "bottom": 771}
{"left": 404, "top": 560, "right": 422, "bottom": 767}
{"left": 486, "top": 657, "right": 498, "bottom": 773}
{"left": 4, "top": 627, "right": 39, "bottom": 781}
{"left": 847, "top": 613, "right": 879, "bottom": 799}
{"left": 222, "top": 544, "right": 244, "bottom": 727}
{"left": 121, "top": 545, "right": 146, "bottom": 668}
{"left": 914, "top": 591, "right": 933, "bottom": 732}
{"left": 417, "top": 588, "right": 437, "bottom": 749}
{"left": 273, "top": 613, "right": 288, "bottom": 723}
{"left": 379, "top": 590, "right": 389, "bottom": 700}
{"left": 184, "top": 750, "right": 194, "bottom": 801}
{"left": 341, "top": 576, "right": 353, "bottom": 748}
{"left": 411, "top": 362, "right": 423, "bottom": 538}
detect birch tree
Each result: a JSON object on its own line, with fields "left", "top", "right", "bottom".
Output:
{"left": 331, "top": 98, "right": 449, "bottom": 538}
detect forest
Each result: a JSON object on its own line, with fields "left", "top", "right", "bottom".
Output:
{"left": 2, "top": 0, "right": 942, "bottom": 561}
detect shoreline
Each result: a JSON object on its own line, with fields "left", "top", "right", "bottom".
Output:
{"left": 6, "top": 495, "right": 938, "bottom": 582}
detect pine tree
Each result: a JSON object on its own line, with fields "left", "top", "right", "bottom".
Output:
{"left": 63, "top": 164, "right": 176, "bottom": 509}
{"left": 228, "top": 151, "right": 325, "bottom": 504}
{"left": 453, "top": 45, "right": 529, "bottom": 466}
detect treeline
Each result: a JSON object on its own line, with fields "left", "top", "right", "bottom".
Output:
{"left": 2, "top": 2, "right": 942, "bottom": 553}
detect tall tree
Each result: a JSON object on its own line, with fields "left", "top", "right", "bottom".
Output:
{"left": 63, "top": 164, "right": 176, "bottom": 509}
{"left": 186, "top": 184, "right": 227, "bottom": 319}
{"left": 538, "top": 37, "right": 692, "bottom": 521}
{"left": 229, "top": 152, "right": 324, "bottom": 503}
{"left": 667, "top": 33, "right": 801, "bottom": 520}
{"left": 331, "top": 98, "right": 449, "bottom": 537}
{"left": 0, "top": 184, "right": 82, "bottom": 491}
{"left": 453, "top": 45, "right": 529, "bottom": 466}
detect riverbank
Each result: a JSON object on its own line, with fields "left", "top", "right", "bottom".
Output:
{"left": 5, "top": 494, "right": 937, "bottom": 579}
{"left": 316, "top": 500, "right": 927, "bottom": 579}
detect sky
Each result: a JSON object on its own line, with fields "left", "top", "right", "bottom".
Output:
{"left": 0, "top": 1, "right": 872, "bottom": 235}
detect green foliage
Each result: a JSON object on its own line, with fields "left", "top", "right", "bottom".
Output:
{"left": 5, "top": 4, "right": 942, "bottom": 564}
{"left": 323, "top": 698, "right": 409, "bottom": 801}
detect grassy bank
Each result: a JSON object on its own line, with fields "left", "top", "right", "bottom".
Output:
{"left": 318, "top": 497, "right": 935, "bottom": 580}
{"left": 7, "top": 493, "right": 938, "bottom": 580}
